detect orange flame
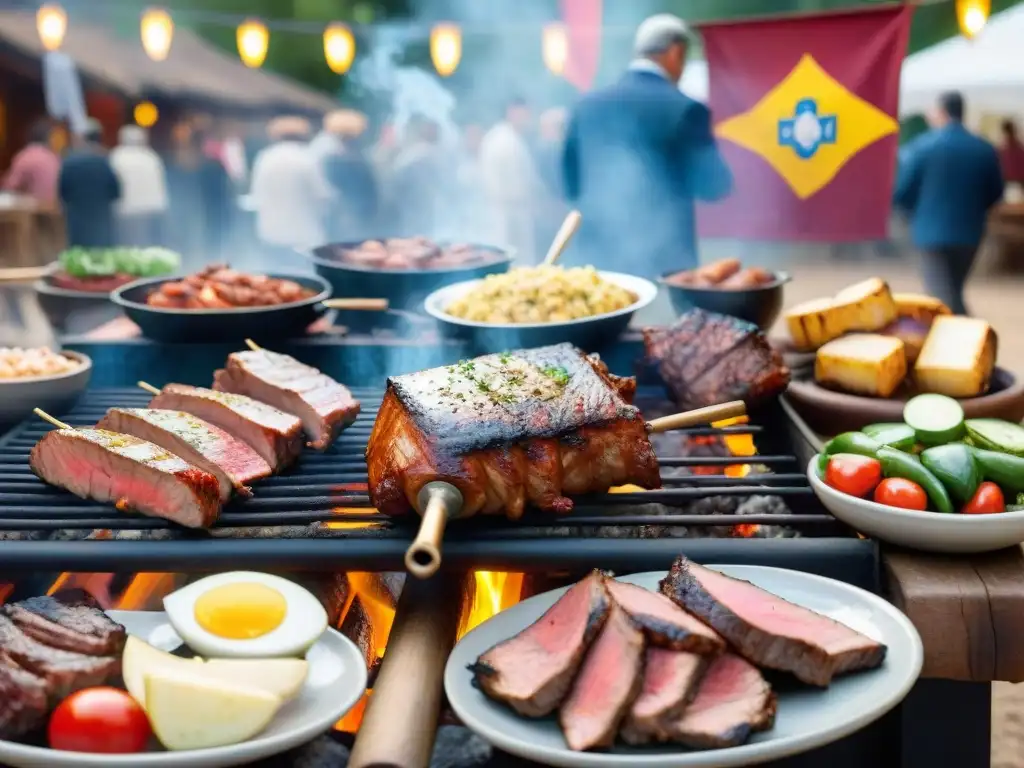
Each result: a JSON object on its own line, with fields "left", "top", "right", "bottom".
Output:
{"left": 713, "top": 416, "right": 755, "bottom": 478}
{"left": 458, "top": 571, "right": 525, "bottom": 639}
{"left": 47, "top": 573, "right": 116, "bottom": 608}
{"left": 116, "top": 574, "right": 179, "bottom": 611}
{"left": 328, "top": 483, "right": 376, "bottom": 530}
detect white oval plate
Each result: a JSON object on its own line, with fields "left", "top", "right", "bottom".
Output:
{"left": 809, "top": 454, "right": 1024, "bottom": 553}
{"left": 445, "top": 566, "right": 922, "bottom": 768}
{"left": 0, "top": 611, "right": 367, "bottom": 768}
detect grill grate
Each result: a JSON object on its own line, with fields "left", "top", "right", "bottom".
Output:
{"left": 0, "top": 388, "right": 844, "bottom": 570}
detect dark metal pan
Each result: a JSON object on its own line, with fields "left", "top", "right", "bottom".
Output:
{"left": 110, "top": 273, "right": 386, "bottom": 343}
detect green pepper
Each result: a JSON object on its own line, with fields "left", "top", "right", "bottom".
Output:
{"left": 969, "top": 448, "right": 1024, "bottom": 494}
{"left": 877, "top": 446, "right": 954, "bottom": 514}
{"left": 824, "top": 432, "right": 881, "bottom": 459}
{"left": 920, "top": 444, "right": 981, "bottom": 505}
{"left": 815, "top": 452, "right": 829, "bottom": 478}
{"left": 861, "top": 423, "right": 916, "bottom": 451}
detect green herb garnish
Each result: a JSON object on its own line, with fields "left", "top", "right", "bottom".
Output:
{"left": 542, "top": 366, "right": 570, "bottom": 386}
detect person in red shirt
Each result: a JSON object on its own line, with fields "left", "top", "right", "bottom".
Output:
{"left": 2, "top": 120, "right": 60, "bottom": 206}
{"left": 999, "top": 119, "right": 1024, "bottom": 185}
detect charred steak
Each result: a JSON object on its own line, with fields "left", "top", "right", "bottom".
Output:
{"left": 559, "top": 603, "right": 645, "bottom": 751}
{"left": 471, "top": 571, "right": 610, "bottom": 718}
{"left": 3, "top": 589, "right": 126, "bottom": 656}
{"left": 660, "top": 558, "right": 887, "bottom": 686}
{"left": 214, "top": 350, "right": 360, "bottom": 450}
{"left": 0, "top": 652, "right": 49, "bottom": 739}
{"left": 367, "top": 343, "right": 661, "bottom": 519}
{"left": 148, "top": 384, "right": 304, "bottom": 471}
{"left": 604, "top": 578, "right": 723, "bottom": 654}
{"left": 621, "top": 648, "right": 708, "bottom": 745}
{"left": 29, "top": 428, "right": 222, "bottom": 528}
{"left": 97, "top": 408, "right": 272, "bottom": 501}
{"left": 643, "top": 309, "right": 790, "bottom": 410}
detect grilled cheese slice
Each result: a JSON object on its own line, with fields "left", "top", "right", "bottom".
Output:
{"left": 815, "top": 334, "right": 907, "bottom": 398}
{"left": 914, "top": 316, "right": 997, "bottom": 398}
{"left": 785, "top": 278, "right": 898, "bottom": 351}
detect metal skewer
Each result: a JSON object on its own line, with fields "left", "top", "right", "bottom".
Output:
{"left": 404, "top": 481, "right": 464, "bottom": 580}
{"left": 541, "top": 209, "right": 582, "bottom": 266}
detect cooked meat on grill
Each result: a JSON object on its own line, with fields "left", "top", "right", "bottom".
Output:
{"left": 621, "top": 648, "right": 708, "bottom": 745}
{"left": 669, "top": 653, "right": 776, "bottom": 749}
{"left": 559, "top": 603, "right": 645, "bottom": 751}
{"left": 0, "top": 652, "right": 49, "bottom": 739}
{"left": 213, "top": 350, "right": 360, "bottom": 450}
{"left": 97, "top": 408, "right": 272, "bottom": 501}
{"left": 643, "top": 309, "right": 791, "bottom": 410}
{"left": 2, "top": 590, "right": 126, "bottom": 657}
{"left": 29, "top": 428, "right": 222, "bottom": 529}
{"left": 660, "top": 558, "right": 887, "bottom": 686}
{"left": 367, "top": 344, "right": 661, "bottom": 519}
{"left": 148, "top": 384, "right": 304, "bottom": 471}
{"left": 471, "top": 571, "right": 610, "bottom": 717}
{"left": 604, "top": 578, "right": 724, "bottom": 654}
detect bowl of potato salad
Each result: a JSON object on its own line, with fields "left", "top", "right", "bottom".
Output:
{"left": 0, "top": 348, "right": 92, "bottom": 427}
{"left": 424, "top": 266, "right": 657, "bottom": 353}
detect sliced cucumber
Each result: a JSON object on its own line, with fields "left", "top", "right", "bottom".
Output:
{"left": 903, "top": 394, "right": 965, "bottom": 446}
{"left": 965, "top": 418, "right": 1024, "bottom": 458}
{"left": 862, "top": 422, "right": 916, "bottom": 451}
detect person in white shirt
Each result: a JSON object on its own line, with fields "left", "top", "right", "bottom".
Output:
{"left": 109, "top": 125, "right": 168, "bottom": 246}
{"left": 478, "top": 98, "right": 544, "bottom": 264}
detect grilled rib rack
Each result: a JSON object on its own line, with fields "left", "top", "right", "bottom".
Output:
{"left": 0, "top": 388, "right": 852, "bottom": 571}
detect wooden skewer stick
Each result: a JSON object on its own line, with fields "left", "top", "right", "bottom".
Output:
{"left": 405, "top": 481, "right": 464, "bottom": 580}
{"left": 33, "top": 408, "right": 72, "bottom": 430}
{"left": 541, "top": 209, "right": 582, "bottom": 267}
{"left": 0, "top": 265, "right": 55, "bottom": 284}
{"left": 137, "top": 381, "right": 161, "bottom": 396}
{"left": 321, "top": 298, "right": 390, "bottom": 311}
{"left": 646, "top": 400, "right": 747, "bottom": 434}
{"left": 244, "top": 338, "right": 262, "bottom": 352}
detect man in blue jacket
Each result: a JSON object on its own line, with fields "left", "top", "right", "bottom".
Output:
{"left": 561, "top": 14, "right": 732, "bottom": 280}
{"left": 893, "top": 92, "right": 1004, "bottom": 315}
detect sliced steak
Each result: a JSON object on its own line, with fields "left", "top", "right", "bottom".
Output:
{"left": 0, "top": 615, "right": 120, "bottom": 703}
{"left": 214, "top": 350, "right": 361, "bottom": 450}
{"left": 660, "top": 558, "right": 886, "bottom": 686}
{"left": 620, "top": 649, "right": 708, "bottom": 745}
{"left": 148, "top": 384, "right": 303, "bottom": 471}
{"left": 559, "top": 604, "right": 645, "bottom": 751}
{"left": 3, "top": 590, "right": 127, "bottom": 657}
{"left": 604, "top": 578, "right": 723, "bottom": 654}
{"left": 670, "top": 653, "right": 776, "bottom": 749}
{"left": 97, "top": 408, "right": 272, "bottom": 500}
{"left": 471, "top": 571, "right": 610, "bottom": 717}
{"left": 29, "top": 428, "right": 222, "bottom": 529}
{"left": 0, "top": 653, "right": 49, "bottom": 739}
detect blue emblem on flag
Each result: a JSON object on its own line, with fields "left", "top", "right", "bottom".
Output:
{"left": 778, "top": 99, "right": 837, "bottom": 159}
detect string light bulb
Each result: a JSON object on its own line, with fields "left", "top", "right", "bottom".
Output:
{"left": 36, "top": 4, "right": 67, "bottom": 52}
{"left": 237, "top": 18, "right": 269, "bottom": 68}
{"left": 134, "top": 101, "right": 159, "bottom": 128}
{"left": 956, "top": 0, "right": 990, "bottom": 38}
{"left": 140, "top": 8, "right": 173, "bottom": 62}
{"left": 323, "top": 23, "right": 356, "bottom": 74}
{"left": 542, "top": 22, "right": 569, "bottom": 76}
{"left": 430, "top": 23, "right": 461, "bottom": 77}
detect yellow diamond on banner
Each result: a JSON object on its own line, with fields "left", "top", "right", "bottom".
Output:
{"left": 714, "top": 54, "right": 898, "bottom": 200}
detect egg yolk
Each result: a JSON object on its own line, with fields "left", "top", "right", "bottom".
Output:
{"left": 193, "top": 582, "right": 287, "bottom": 640}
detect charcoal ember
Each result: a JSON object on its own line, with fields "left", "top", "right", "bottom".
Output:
{"left": 736, "top": 494, "right": 801, "bottom": 539}
{"left": 340, "top": 595, "right": 376, "bottom": 670}
{"left": 210, "top": 523, "right": 329, "bottom": 539}
{"left": 106, "top": 528, "right": 178, "bottom": 541}
{"left": 0, "top": 531, "right": 50, "bottom": 541}
{"left": 250, "top": 732, "right": 351, "bottom": 768}
{"left": 430, "top": 725, "right": 492, "bottom": 768}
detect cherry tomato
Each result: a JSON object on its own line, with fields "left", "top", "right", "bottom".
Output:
{"left": 873, "top": 478, "right": 928, "bottom": 511}
{"left": 49, "top": 687, "right": 151, "bottom": 754}
{"left": 825, "top": 453, "right": 883, "bottom": 498}
{"left": 962, "top": 481, "right": 1005, "bottom": 515}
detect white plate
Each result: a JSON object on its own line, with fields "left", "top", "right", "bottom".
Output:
{"left": 809, "top": 454, "right": 1024, "bottom": 553}
{"left": 445, "top": 565, "right": 923, "bottom": 768}
{"left": 0, "top": 611, "right": 367, "bottom": 768}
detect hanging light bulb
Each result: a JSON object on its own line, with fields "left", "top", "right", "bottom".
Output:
{"left": 36, "top": 3, "right": 67, "bottom": 52}
{"left": 956, "top": 0, "right": 990, "bottom": 38}
{"left": 141, "top": 8, "right": 173, "bottom": 61}
{"left": 323, "top": 23, "right": 356, "bottom": 74}
{"left": 430, "top": 23, "right": 461, "bottom": 77}
{"left": 542, "top": 22, "right": 569, "bottom": 76}
{"left": 237, "top": 18, "right": 269, "bottom": 68}
{"left": 134, "top": 101, "right": 159, "bottom": 128}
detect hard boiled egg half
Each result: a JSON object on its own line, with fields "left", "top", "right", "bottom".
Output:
{"left": 163, "top": 572, "right": 327, "bottom": 659}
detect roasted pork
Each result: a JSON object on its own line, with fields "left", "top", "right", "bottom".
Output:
{"left": 643, "top": 309, "right": 790, "bottom": 410}
{"left": 660, "top": 558, "right": 887, "bottom": 686}
{"left": 3, "top": 590, "right": 126, "bottom": 657}
{"left": 214, "top": 350, "right": 360, "bottom": 450}
{"left": 559, "top": 603, "right": 645, "bottom": 751}
{"left": 367, "top": 344, "right": 661, "bottom": 519}
{"left": 621, "top": 648, "right": 708, "bottom": 745}
{"left": 148, "top": 384, "right": 304, "bottom": 471}
{"left": 604, "top": 578, "right": 723, "bottom": 654}
{"left": 471, "top": 571, "right": 610, "bottom": 717}
{"left": 97, "top": 408, "right": 272, "bottom": 501}
{"left": 29, "top": 428, "right": 221, "bottom": 528}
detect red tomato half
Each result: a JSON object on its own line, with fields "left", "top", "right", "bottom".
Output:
{"left": 873, "top": 478, "right": 928, "bottom": 511}
{"left": 962, "top": 482, "right": 1005, "bottom": 515}
{"left": 825, "top": 453, "right": 883, "bottom": 498}
{"left": 49, "top": 687, "right": 151, "bottom": 754}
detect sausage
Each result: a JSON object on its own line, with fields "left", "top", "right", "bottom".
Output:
{"left": 718, "top": 267, "right": 776, "bottom": 290}
{"left": 693, "top": 258, "right": 742, "bottom": 284}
